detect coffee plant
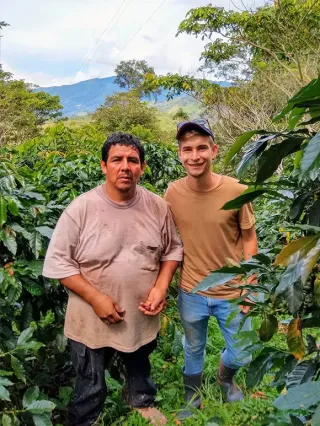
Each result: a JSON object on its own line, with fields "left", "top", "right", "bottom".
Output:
{"left": 2, "top": 76, "right": 320, "bottom": 424}
{"left": 193, "top": 76, "right": 320, "bottom": 424}
{"left": 0, "top": 125, "right": 184, "bottom": 425}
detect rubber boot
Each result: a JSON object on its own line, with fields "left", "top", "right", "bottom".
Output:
{"left": 177, "top": 372, "right": 202, "bottom": 421}
{"left": 217, "top": 360, "right": 243, "bottom": 402}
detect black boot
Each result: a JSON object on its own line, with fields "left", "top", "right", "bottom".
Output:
{"left": 177, "top": 372, "right": 202, "bottom": 421}
{"left": 217, "top": 360, "right": 243, "bottom": 402}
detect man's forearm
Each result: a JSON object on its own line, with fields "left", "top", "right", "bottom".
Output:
{"left": 242, "top": 229, "right": 258, "bottom": 285}
{"left": 242, "top": 230, "right": 258, "bottom": 261}
{"left": 243, "top": 241, "right": 258, "bottom": 260}
{"left": 60, "top": 274, "right": 101, "bottom": 305}
{"left": 154, "top": 260, "right": 179, "bottom": 291}
{"left": 61, "top": 275, "right": 125, "bottom": 322}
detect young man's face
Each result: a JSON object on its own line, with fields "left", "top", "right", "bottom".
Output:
{"left": 178, "top": 133, "right": 218, "bottom": 178}
{"left": 100, "top": 144, "right": 146, "bottom": 193}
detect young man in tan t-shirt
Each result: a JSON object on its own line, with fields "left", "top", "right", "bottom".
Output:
{"left": 164, "top": 119, "right": 258, "bottom": 419}
{"left": 43, "top": 132, "right": 183, "bottom": 426}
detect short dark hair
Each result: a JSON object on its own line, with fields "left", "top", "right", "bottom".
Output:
{"left": 101, "top": 132, "right": 145, "bottom": 164}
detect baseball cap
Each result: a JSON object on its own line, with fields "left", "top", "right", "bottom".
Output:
{"left": 176, "top": 118, "right": 214, "bottom": 140}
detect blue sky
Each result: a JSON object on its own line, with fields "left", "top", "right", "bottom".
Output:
{"left": 1, "top": 0, "right": 267, "bottom": 87}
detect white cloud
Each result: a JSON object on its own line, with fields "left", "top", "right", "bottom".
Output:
{"left": 2, "top": 61, "right": 74, "bottom": 87}
{"left": 1, "top": 0, "right": 267, "bottom": 87}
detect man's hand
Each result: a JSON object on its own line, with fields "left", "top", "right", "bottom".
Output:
{"left": 139, "top": 287, "right": 167, "bottom": 316}
{"left": 239, "top": 299, "right": 253, "bottom": 314}
{"left": 90, "top": 293, "right": 125, "bottom": 324}
{"left": 139, "top": 260, "right": 179, "bottom": 316}
{"left": 60, "top": 275, "right": 125, "bottom": 324}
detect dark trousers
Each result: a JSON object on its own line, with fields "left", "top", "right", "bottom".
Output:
{"left": 69, "top": 339, "right": 157, "bottom": 426}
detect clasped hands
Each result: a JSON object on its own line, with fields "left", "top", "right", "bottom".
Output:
{"left": 90, "top": 286, "right": 166, "bottom": 325}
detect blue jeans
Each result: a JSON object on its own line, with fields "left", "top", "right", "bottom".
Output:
{"left": 178, "top": 288, "right": 252, "bottom": 375}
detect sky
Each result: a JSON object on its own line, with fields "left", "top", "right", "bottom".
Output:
{"left": 1, "top": 0, "right": 266, "bottom": 87}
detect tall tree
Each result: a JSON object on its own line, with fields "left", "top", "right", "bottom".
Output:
{"left": 93, "top": 91, "right": 159, "bottom": 134}
{"left": 114, "top": 59, "right": 160, "bottom": 98}
{"left": 142, "top": 0, "right": 320, "bottom": 153}
{"left": 0, "top": 69, "right": 62, "bottom": 145}
{"left": 177, "top": 0, "right": 320, "bottom": 84}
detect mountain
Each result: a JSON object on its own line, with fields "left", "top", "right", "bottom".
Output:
{"left": 36, "top": 76, "right": 231, "bottom": 117}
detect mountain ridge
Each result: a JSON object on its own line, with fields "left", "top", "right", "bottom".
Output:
{"left": 36, "top": 75, "right": 231, "bottom": 117}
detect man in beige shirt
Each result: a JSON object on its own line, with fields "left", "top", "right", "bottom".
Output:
{"left": 43, "top": 132, "right": 183, "bottom": 426}
{"left": 164, "top": 119, "right": 258, "bottom": 419}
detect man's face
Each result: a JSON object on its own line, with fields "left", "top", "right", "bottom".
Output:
{"left": 178, "top": 134, "right": 218, "bottom": 178}
{"left": 100, "top": 144, "right": 146, "bottom": 193}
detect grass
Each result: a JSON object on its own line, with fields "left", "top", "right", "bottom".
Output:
{"left": 95, "top": 313, "right": 282, "bottom": 426}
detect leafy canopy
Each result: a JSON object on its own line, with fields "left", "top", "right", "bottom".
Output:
{"left": 172, "top": 107, "right": 190, "bottom": 121}
{"left": 0, "top": 70, "right": 62, "bottom": 146}
{"left": 93, "top": 91, "right": 159, "bottom": 135}
{"left": 177, "top": 0, "right": 320, "bottom": 83}
{"left": 114, "top": 59, "right": 160, "bottom": 98}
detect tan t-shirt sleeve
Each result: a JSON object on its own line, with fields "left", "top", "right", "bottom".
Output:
{"left": 42, "top": 211, "right": 80, "bottom": 279}
{"left": 239, "top": 202, "right": 256, "bottom": 230}
{"left": 160, "top": 206, "right": 183, "bottom": 262}
{"left": 163, "top": 186, "right": 171, "bottom": 204}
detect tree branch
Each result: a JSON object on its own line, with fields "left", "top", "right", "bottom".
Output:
{"left": 240, "top": 36, "right": 303, "bottom": 85}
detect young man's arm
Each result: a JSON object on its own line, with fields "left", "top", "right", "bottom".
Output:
{"left": 241, "top": 226, "right": 259, "bottom": 313}
{"left": 242, "top": 227, "right": 258, "bottom": 261}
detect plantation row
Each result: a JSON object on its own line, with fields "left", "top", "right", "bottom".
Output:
{"left": 0, "top": 124, "right": 185, "bottom": 425}
{"left": 0, "top": 76, "right": 320, "bottom": 425}
{"left": 1, "top": 0, "right": 320, "bottom": 421}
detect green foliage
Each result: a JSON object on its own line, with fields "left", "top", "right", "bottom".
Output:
{"left": 129, "top": 124, "right": 156, "bottom": 142}
{"left": 114, "top": 59, "right": 160, "bottom": 98}
{"left": 144, "top": 73, "right": 213, "bottom": 102}
{"left": 0, "top": 122, "right": 185, "bottom": 424}
{"left": 246, "top": 348, "right": 281, "bottom": 389}
{"left": 143, "top": 67, "right": 293, "bottom": 167}
{"left": 159, "top": 70, "right": 320, "bottom": 423}
{"left": 172, "top": 107, "right": 189, "bottom": 121}
{"left": 143, "top": 1, "right": 320, "bottom": 173}
{"left": 0, "top": 70, "right": 62, "bottom": 146}
{"left": 140, "top": 142, "right": 184, "bottom": 193}
{"left": 93, "top": 91, "right": 160, "bottom": 136}
{"left": 0, "top": 155, "right": 69, "bottom": 423}
{"left": 273, "top": 381, "right": 320, "bottom": 410}
{"left": 2, "top": 7, "right": 320, "bottom": 418}
{"left": 16, "top": 122, "right": 105, "bottom": 170}
{"left": 312, "top": 405, "right": 320, "bottom": 426}
{"left": 214, "top": 73, "right": 320, "bottom": 423}
{"left": 192, "top": 266, "right": 245, "bottom": 293}
{"left": 177, "top": 0, "right": 320, "bottom": 83}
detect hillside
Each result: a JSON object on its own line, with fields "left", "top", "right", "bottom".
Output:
{"left": 36, "top": 76, "right": 230, "bottom": 117}
{"left": 151, "top": 96, "right": 204, "bottom": 116}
